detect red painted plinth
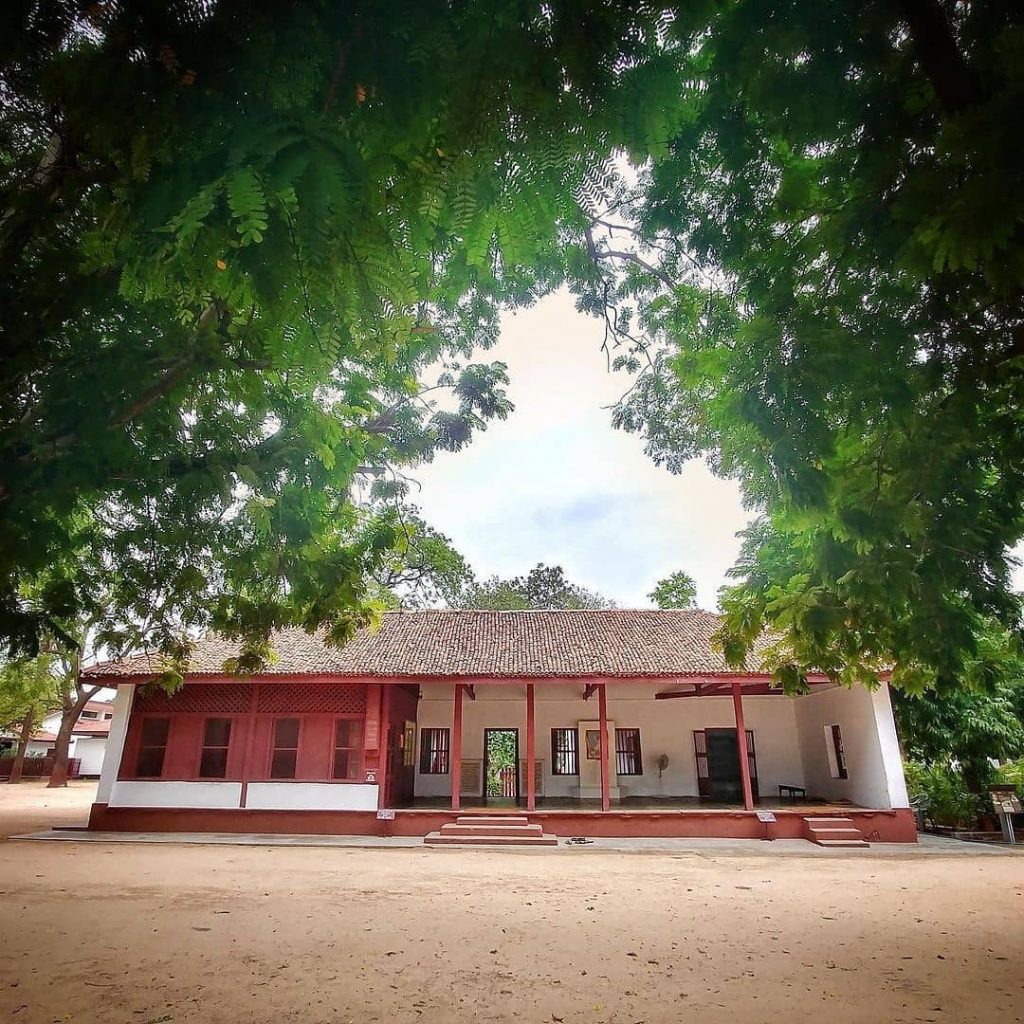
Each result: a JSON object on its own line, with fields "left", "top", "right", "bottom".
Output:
{"left": 87, "top": 804, "right": 918, "bottom": 843}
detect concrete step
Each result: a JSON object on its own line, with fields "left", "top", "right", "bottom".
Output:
{"left": 440, "top": 822, "right": 544, "bottom": 838}
{"left": 455, "top": 815, "right": 529, "bottom": 826}
{"left": 424, "top": 830, "right": 558, "bottom": 848}
{"left": 815, "top": 838, "right": 871, "bottom": 849}
{"left": 803, "top": 816, "right": 869, "bottom": 848}
{"left": 807, "top": 828, "right": 866, "bottom": 842}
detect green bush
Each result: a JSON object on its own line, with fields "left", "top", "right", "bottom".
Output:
{"left": 996, "top": 758, "right": 1024, "bottom": 798}
{"left": 904, "top": 761, "right": 981, "bottom": 829}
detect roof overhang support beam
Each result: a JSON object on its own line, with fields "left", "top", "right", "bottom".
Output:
{"left": 582, "top": 683, "right": 600, "bottom": 701}
{"left": 460, "top": 683, "right": 476, "bottom": 700}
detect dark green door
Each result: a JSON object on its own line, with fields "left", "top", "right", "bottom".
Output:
{"left": 705, "top": 728, "right": 742, "bottom": 802}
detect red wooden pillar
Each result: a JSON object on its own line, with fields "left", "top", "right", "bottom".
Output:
{"left": 525, "top": 683, "right": 536, "bottom": 812}
{"left": 239, "top": 683, "right": 260, "bottom": 808}
{"left": 451, "top": 683, "right": 463, "bottom": 812}
{"left": 377, "top": 684, "right": 391, "bottom": 810}
{"left": 363, "top": 683, "right": 382, "bottom": 781}
{"left": 598, "top": 682, "right": 610, "bottom": 812}
{"left": 732, "top": 680, "right": 754, "bottom": 811}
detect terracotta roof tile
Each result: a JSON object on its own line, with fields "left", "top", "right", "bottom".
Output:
{"left": 82, "top": 609, "right": 773, "bottom": 680}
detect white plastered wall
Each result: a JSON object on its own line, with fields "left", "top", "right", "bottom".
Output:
{"left": 794, "top": 683, "right": 909, "bottom": 809}
{"left": 96, "top": 684, "right": 134, "bottom": 803}
{"left": 110, "top": 780, "right": 243, "bottom": 808}
{"left": 245, "top": 783, "right": 379, "bottom": 811}
{"left": 413, "top": 681, "right": 807, "bottom": 801}
{"left": 73, "top": 736, "right": 108, "bottom": 776}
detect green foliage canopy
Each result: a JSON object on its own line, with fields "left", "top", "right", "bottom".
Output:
{"left": 455, "top": 564, "right": 615, "bottom": 611}
{"left": 893, "top": 623, "right": 1024, "bottom": 791}
{"left": 580, "top": 0, "right": 1024, "bottom": 691}
{"left": 648, "top": 570, "right": 697, "bottom": 609}
{"left": 0, "top": 1, "right": 674, "bottom": 661}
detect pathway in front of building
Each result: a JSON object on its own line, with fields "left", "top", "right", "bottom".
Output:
{"left": 1, "top": 825, "right": 1022, "bottom": 1024}
{"left": 10, "top": 827, "right": 1022, "bottom": 856}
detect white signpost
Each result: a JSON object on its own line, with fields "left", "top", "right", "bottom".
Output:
{"left": 990, "top": 787, "right": 1020, "bottom": 845}
{"left": 756, "top": 809, "right": 776, "bottom": 841}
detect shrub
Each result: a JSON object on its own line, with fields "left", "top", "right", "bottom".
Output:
{"left": 903, "top": 761, "right": 981, "bottom": 829}
{"left": 996, "top": 758, "right": 1024, "bottom": 798}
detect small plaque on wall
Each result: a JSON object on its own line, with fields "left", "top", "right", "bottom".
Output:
{"left": 376, "top": 809, "right": 395, "bottom": 820}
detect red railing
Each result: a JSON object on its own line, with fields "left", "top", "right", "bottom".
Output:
{"left": 0, "top": 757, "right": 81, "bottom": 779}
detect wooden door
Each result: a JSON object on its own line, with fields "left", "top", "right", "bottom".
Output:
{"left": 694, "top": 729, "right": 758, "bottom": 802}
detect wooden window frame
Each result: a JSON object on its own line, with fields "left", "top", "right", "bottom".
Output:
{"left": 332, "top": 717, "right": 363, "bottom": 781}
{"left": 419, "top": 728, "right": 450, "bottom": 774}
{"left": 134, "top": 715, "right": 171, "bottom": 778}
{"left": 197, "top": 717, "right": 233, "bottom": 779}
{"left": 550, "top": 728, "right": 579, "bottom": 776}
{"left": 615, "top": 727, "right": 643, "bottom": 776}
{"left": 829, "top": 724, "right": 848, "bottom": 780}
{"left": 269, "top": 716, "right": 301, "bottom": 780}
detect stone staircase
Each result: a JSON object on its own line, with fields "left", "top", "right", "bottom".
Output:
{"left": 803, "top": 816, "right": 870, "bottom": 848}
{"left": 424, "top": 814, "right": 558, "bottom": 848}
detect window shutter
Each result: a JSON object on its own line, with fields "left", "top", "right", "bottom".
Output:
{"left": 518, "top": 759, "right": 544, "bottom": 797}
{"left": 460, "top": 759, "right": 483, "bottom": 797}
{"left": 693, "top": 730, "right": 711, "bottom": 798}
{"left": 746, "top": 729, "right": 759, "bottom": 800}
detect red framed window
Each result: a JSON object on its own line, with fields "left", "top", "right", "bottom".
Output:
{"left": 135, "top": 717, "right": 170, "bottom": 777}
{"left": 551, "top": 728, "right": 579, "bottom": 775}
{"left": 332, "top": 719, "right": 362, "bottom": 780}
{"left": 198, "top": 718, "right": 232, "bottom": 778}
{"left": 419, "top": 728, "right": 450, "bottom": 774}
{"left": 615, "top": 728, "right": 643, "bottom": 775}
{"left": 270, "top": 718, "right": 300, "bottom": 779}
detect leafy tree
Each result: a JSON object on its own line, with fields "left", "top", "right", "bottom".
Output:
{"left": 648, "top": 570, "right": 697, "bottom": 609}
{"left": 456, "top": 564, "right": 615, "bottom": 610}
{"left": 369, "top": 507, "right": 474, "bottom": 610}
{"left": 893, "top": 626, "right": 1024, "bottom": 796}
{"left": 0, "top": 1, "right": 674, "bottom": 662}
{"left": 0, "top": 654, "right": 60, "bottom": 783}
{"left": 573, "top": 0, "right": 1024, "bottom": 693}
{"left": 896, "top": 685, "right": 1024, "bottom": 797}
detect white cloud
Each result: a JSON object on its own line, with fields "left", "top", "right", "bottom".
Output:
{"left": 413, "top": 289, "right": 752, "bottom": 609}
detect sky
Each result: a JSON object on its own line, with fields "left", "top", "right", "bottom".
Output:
{"left": 412, "top": 289, "right": 752, "bottom": 610}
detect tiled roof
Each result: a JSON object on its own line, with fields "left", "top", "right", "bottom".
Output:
{"left": 83, "top": 610, "right": 773, "bottom": 680}
{"left": 29, "top": 731, "right": 57, "bottom": 743}
{"left": 71, "top": 720, "right": 111, "bottom": 736}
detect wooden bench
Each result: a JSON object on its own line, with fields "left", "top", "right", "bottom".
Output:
{"left": 778, "top": 784, "right": 807, "bottom": 801}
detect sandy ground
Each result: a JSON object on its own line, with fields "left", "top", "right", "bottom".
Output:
{"left": 1, "top": 782, "right": 1023, "bottom": 1024}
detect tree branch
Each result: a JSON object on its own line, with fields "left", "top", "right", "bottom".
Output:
{"left": 899, "top": 0, "right": 980, "bottom": 116}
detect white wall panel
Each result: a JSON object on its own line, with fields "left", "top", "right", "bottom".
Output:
{"left": 110, "top": 780, "right": 242, "bottom": 809}
{"left": 244, "top": 782, "right": 379, "bottom": 811}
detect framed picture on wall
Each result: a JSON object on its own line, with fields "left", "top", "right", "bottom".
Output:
{"left": 585, "top": 729, "right": 602, "bottom": 760}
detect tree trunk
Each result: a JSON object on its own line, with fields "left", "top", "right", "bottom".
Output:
{"left": 46, "top": 706, "right": 77, "bottom": 788}
{"left": 7, "top": 707, "right": 35, "bottom": 784}
{"left": 46, "top": 677, "right": 99, "bottom": 788}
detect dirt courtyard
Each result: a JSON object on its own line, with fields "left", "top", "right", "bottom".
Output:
{"left": 0, "top": 783, "right": 1022, "bottom": 1024}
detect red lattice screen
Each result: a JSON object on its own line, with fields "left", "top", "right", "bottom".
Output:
{"left": 257, "top": 684, "right": 366, "bottom": 715}
{"left": 134, "top": 684, "right": 252, "bottom": 714}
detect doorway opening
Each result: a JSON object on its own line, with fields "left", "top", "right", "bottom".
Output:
{"left": 694, "top": 728, "right": 759, "bottom": 803}
{"left": 483, "top": 728, "right": 519, "bottom": 806}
